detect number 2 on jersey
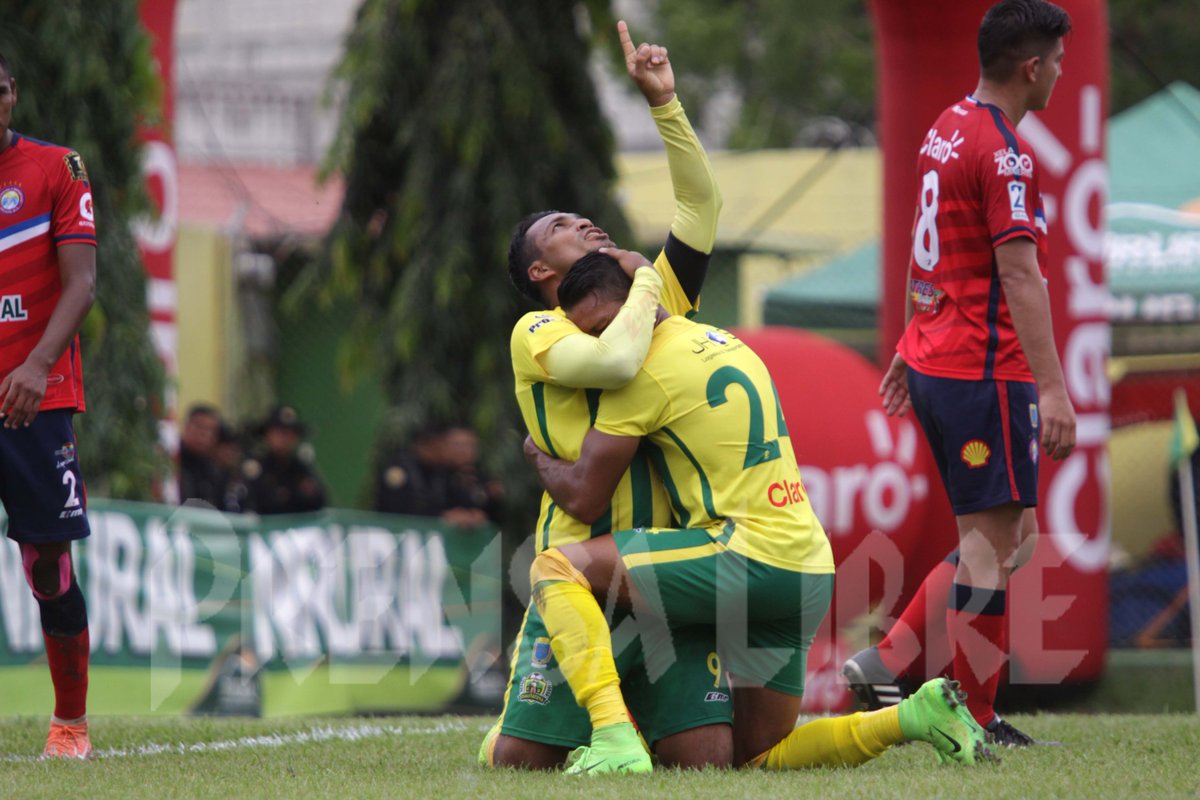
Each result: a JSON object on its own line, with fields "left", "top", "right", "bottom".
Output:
{"left": 913, "top": 169, "right": 940, "bottom": 271}
{"left": 706, "top": 366, "right": 783, "bottom": 469}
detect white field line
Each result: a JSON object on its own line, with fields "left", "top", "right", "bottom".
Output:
{"left": 2, "top": 719, "right": 487, "bottom": 764}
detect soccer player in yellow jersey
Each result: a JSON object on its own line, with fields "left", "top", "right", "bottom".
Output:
{"left": 525, "top": 253, "right": 997, "bottom": 773}
{"left": 483, "top": 21, "right": 733, "bottom": 769}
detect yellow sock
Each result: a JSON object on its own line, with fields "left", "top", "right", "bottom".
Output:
{"left": 750, "top": 707, "right": 903, "bottom": 770}
{"left": 531, "top": 549, "right": 628, "bottom": 730}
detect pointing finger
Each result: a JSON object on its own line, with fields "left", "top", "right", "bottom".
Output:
{"left": 617, "top": 20, "right": 636, "bottom": 59}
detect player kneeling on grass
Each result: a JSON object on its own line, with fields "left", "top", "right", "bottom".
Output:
{"left": 524, "top": 253, "right": 999, "bottom": 773}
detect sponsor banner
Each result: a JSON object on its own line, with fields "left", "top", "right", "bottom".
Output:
{"left": 0, "top": 501, "right": 502, "bottom": 716}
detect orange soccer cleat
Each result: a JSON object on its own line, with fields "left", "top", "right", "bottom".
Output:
{"left": 42, "top": 718, "right": 92, "bottom": 760}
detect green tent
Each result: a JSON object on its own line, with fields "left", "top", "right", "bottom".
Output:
{"left": 762, "top": 82, "right": 1200, "bottom": 349}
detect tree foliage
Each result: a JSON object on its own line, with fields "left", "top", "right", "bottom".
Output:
{"left": 1108, "top": 0, "right": 1200, "bottom": 114}
{"left": 0, "top": 1, "right": 166, "bottom": 499}
{"left": 648, "top": 0, "right": 876, "bottom": 148}
{"left": 311, "top": 0, "right": 630, "bottom": 529}
{"left": 644, "top": 0, "right": 1199, "bottom": 148}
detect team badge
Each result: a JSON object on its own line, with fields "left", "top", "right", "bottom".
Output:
{"left": 960, "top": 440, "right": 991, "bottom": 469}
{"left": 0, "top": 186, "right": 23, "bottom": 214}
{"left": 1029, "top": 404, "right": 1039, "bottom": 428}
{"left": 530, "top": 637, "right": 552, "bottom": 668}
{"left": 518, "top": 672, "right": 553, "bottom": 705}
{"left": 54, "top": 442, "right": 77, "bottom": 469}
{"left": 63, "top": 151, "right": 89, "bottom": 182}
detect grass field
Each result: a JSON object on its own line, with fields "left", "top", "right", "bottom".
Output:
{"left": 2, "top": 713, "right": 1198, "bottom": 799}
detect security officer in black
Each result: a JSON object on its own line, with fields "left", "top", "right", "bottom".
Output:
{"left": 241, "top": 405, "right": 327, "bottom": 515}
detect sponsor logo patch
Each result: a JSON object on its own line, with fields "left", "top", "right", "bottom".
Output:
{"left": 530, "top": 637, "right": 552, "bottom": 668}
{"left": 1029, "top": 404, "right": 1039, "bottom": 428}
{"left": 527, "top": 315, "right": 557, "bottom": 334}
{"left": 767, "top": 479, "right": 808, "bottom": 508}
{"left": 63, "top": 151, "right": 89, "bottom": 182}
{"left": 993, "top": 148, "right": 1034, "bottom": 178}
{"left": 706, "top": 330, "right": 727, "bottom": 345}
{"left": 960, "top": 440, "right": 992, "bottom": 468}
{"left": 0, "top": 185, "right": 23, "bottom": 214}
{"left": 79, "top": 191, "right": 94, "bottom": 222}
{"left": 909, "top": 278, "right": 946, "bottom": 314}
{"left": 704, "top": 691, "right": 729, "bottom": 703}
{"left": 518, "top": 671, "right": 553, "bottom": 705}
{"left": 919, "top": 127, "right": 964, "bottom": 164}
{"left": 1030, "top": 439, "right": 1039, "bottom": 464}
{"left": 1008, "top": 180, "right": 1029, "bottom": 222}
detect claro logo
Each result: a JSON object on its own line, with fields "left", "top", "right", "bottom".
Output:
{"left": 799, "top": 411, "right": 928, "bottom": 536}
{"left": 767, "top": 479, "right": 808, "bottom": 508}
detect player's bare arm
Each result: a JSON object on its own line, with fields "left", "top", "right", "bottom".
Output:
{"left": 994, "top": 237, "right": 1076, "bottom": 460}
{"left": 0, "top": 242, "right": 95, "bottom": 428}
{"left": 524, "top": 428, "right": 640, "bottom": 524}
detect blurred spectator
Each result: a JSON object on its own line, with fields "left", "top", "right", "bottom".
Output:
{"left": 375, "top": 424, "right": 502, "bottom": 527}
{"left": 178, "top": 404, "right": 228, "bottom": 509}
{"left": 442, "top": 425, "right": 504, "bottom": 526}
{"left": 241, "top": 405, "right": 327, "bottom": 515}
{"left": 216, "top": 422, "right": 248, "bottom": 513}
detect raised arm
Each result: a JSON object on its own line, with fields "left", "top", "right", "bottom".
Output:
{"left": 524, "top": 428, "right": 641, "bottom": 524}
{"left": 619, "top": 20, "right": 721, "bottom": 305}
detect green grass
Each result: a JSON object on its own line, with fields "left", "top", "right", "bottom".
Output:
{"left": 1, "top": 713, "right": 1198, "bottom": 800}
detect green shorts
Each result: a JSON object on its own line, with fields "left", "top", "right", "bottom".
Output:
{"left": 497, "top": 603, "right": 732, "bottom": 749}
{"left": 614, "top": 526, "right": 834, "bottom": 696}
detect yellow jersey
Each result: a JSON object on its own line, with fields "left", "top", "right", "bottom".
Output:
{"left": 593, "top": 317, "right": 835, "bottom": 574}
{"left": 512, "top": 249, "right": 696, "bottom": 550}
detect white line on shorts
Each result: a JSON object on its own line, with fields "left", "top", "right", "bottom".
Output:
{"left": 1, "top": 719, "right": 488, "bottom": 763}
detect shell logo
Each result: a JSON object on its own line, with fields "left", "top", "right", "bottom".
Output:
{"left": 960, "top": 440, "right": 991, "bottom": 468}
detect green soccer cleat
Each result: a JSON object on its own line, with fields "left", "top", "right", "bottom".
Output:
{"left": 563, "top": 721, "right": 652, "bottom": 775}
{"left": 477, "top": 718, "right": 502, "bottom": 767}
{"left": 897, "top": 678, "right": 999, "bottom": 766}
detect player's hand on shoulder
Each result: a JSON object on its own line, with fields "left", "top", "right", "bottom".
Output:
{"left": 1038, "top": 384, "right": 1076, "bottom": 461}
{"left": 618, "top": 20, "right": 675, "bottom": 107}
{"left": 879, "top": 353, "right": 911, "bottom": 417}
{"left": 598, "top": 246, "right": 652, "bottom": 279}
{"left": 0, "top": 361, "right": 48, "bottom": 428}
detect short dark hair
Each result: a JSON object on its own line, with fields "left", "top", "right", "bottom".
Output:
{"left": 978, "top": 0, "right": 1071, "bottom": 82}
{"left": 186, "top": 403, "right": 221, "bottom": 421}
{"left": 0, "top": 52, "right": 10, "bottom": 80}
{"left": 507, "top": 210, "right": 557, "bottom": 304}
{"left": 557, "top": 252, "right": 632, "bottom": 313}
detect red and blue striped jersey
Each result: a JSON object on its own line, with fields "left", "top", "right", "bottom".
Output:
{"left": 0, "top": 133, "right": 96, "bottom": 411}
{"left": 897, "top": 97, "right": 1048, "bottom": 382}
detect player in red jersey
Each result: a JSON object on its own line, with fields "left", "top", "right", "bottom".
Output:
{"left": 844, "top": 0, "right": 1075, "bottom": 748}
{"left": 0, "top": 51, "right": 97, "bottom": 759}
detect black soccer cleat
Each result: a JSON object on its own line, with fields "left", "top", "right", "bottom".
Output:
{"left": 985, "top": 715, "right": 1037, "bottom": 747}
{"left": 842, "top": 646, "right": 913, "bottom": 710}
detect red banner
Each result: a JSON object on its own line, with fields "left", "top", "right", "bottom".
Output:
{"left": 870, "top": 0, "right": 1110, "bottom": 683}
{"left": 136, "top": 0, "right": 179, "bottom": 426}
